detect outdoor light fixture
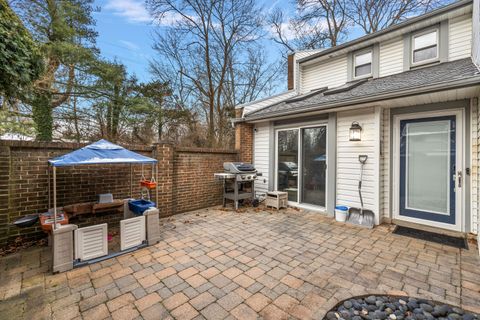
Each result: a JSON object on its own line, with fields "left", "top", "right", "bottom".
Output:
{"left": 349, "top": 121, "right": 362, "bottom": 141}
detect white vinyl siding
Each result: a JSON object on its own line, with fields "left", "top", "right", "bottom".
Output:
{"left": 300, "top": 55, "right": 348, "bottom": 93}
{"left": 449, "top": 15, "right": 472, "bottom": 61}
{"left": 336, "top": 108, "right": 379, "bottom": 214}
{"left": 473, "top": 1, "right": 480, "bottom": 67}
{"left": 253, "top": 122, "right": 270, "bottom": 195}
{"left": 379, "top": 38, "right": 404, "bottom": 77}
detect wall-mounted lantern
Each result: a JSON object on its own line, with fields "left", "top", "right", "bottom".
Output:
{"left": 349, "top": 121, "right": 362, "bottom": 141}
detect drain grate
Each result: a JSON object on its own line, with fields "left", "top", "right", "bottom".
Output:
{"left": 393, "top": 226, "right": 468, "bottom": 249}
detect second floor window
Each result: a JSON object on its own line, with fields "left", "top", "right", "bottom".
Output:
{"left": 412, "top": 29, "right": 438, "bottom": 64}
{"left": 354, "top": 51, "right": 372, "bottom": 78}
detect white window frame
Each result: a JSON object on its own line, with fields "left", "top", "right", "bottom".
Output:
{"left": 353, "top": 49, "right": 373, "bottom": 79}
{"left": 411, "top": 28, "right": 440, "bottom": 67}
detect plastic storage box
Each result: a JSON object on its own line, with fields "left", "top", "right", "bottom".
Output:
{"left": 265, "top": 191, "right": 288, "bottom": 210}
{"left": 335, "top": 205, "right": 348, "bottom": 222}
{"left": 98, "top": 193, "right": 113, "bottom": 203}
{"left": 128, "top": 199, "right": 156, "bottom": 215}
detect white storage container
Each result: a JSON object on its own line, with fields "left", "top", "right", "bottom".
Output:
{"left": 335, "top": 206, "right": 348, "bottom": 222}
{"left": 98, "top": 193, "right": 113, "bottom": 203}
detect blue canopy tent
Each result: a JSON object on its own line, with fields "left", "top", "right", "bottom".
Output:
{"left": 48, "top": 140, "right": 158, "bottom": 229}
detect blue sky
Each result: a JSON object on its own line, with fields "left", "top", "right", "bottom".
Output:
{"left": 93, "top": 0, "right": 157, "bottom": 82}
{"left": 93, "top": 0, "right": 290, "bottom": 83}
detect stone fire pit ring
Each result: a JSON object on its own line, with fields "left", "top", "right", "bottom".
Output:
{"left": 324, "top": 295, "right": 479, "bottom": 320}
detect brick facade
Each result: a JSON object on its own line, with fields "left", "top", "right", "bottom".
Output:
{"left": 0, "top": 140, "right": 237, "bottom": 247}
{"left": 234, "top": 108, "right": 254, "bottom": 163}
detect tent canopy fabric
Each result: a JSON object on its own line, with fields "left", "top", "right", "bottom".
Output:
{"left": 48, "top": 139, "right": 157, "bottom": 167}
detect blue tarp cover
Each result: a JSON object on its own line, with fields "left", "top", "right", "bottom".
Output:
{"left": 48, "top": 139, "right": 157, "bottom": 167}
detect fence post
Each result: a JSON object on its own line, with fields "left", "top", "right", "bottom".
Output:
{"left": 155, "top": 142, "right": 174, "bottom": 217}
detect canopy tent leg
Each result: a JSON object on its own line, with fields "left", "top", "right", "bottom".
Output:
{"left": 155, "top": 163, "right": 158, "bottom": 207}
{"left": 53, "top": 166, "right": 57, "bottom": 229}
{"left": 48, "top": 167, "right": 51, "bottom": 209}
{"left": 130, "top": 164, "right": 133, "bottom": 198}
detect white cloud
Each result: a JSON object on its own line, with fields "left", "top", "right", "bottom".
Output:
{"left": 269, "top": 22, "right": 297, "bottom": 41}
{"left": 157, "top": 11, "right": 187, "bottom": 26}
{"left": 104, "top": 0, "right": 188, "bottom": 27}
{"left": 104, "top": 0, "right": 151, "bottom": 23}
{"left": 119, "top": 40, "right": 140, "bottom": 51}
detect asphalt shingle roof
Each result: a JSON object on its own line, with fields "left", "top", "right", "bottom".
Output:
{"left": 245, "top": 58, "right": 480, "bottom": 120}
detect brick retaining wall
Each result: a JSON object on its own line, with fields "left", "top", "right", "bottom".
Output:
{"left": 0, "top": 140, "right": 237, "bottom": 247}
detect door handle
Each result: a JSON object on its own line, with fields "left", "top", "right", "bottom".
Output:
{"left": 457, "top": 171, "right": 462, "bottom": 188}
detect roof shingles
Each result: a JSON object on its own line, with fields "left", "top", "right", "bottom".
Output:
{"left": 245, "top": 58, "right": 480, "bottom": 121}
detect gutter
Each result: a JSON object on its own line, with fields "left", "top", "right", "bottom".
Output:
{"left": 297, "top": 0, "right": 472, "bottom": 65}
{"left": 242, "top": 76, "right": 480, "bottom": 122}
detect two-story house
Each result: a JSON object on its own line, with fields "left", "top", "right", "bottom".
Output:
{"left": 234, "top": 0, "right": 480, "bottom": 237}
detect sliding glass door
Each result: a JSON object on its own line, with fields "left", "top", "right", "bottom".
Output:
{"left": 302, "top": 127, "right": 327, "bottom": 206}
{"left": 276, "top": 125, "right": 327, "bottom": 207}
{"left": 277, "top": 130, "right": 299, "bottom": 202}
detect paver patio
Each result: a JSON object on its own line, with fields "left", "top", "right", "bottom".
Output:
{"left": 0, "top": 206, "right": 479, "bottom": 319}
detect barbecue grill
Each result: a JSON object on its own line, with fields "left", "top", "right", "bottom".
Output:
{"left": 214, "top": 162, "right": 260, "bottom": 209}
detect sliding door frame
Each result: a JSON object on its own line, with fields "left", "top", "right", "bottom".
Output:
{"left": 274, "top": 121, "right": 329, "bottom": 211}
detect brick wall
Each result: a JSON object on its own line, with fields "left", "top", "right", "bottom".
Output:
{"left": 173, "top": 148, "right": 238, "bottom": 212}
{"left": 0, "top": 140, "right": 237, "bottom": 247}
{"left": 235, "top": 108, "right": 254, "bottom": 163}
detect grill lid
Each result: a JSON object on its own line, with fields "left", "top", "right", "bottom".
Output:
{"left": 223, "top": 162, "right": 256, "bottom": 173}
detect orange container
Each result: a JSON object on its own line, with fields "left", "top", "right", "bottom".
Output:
{"left": 140, "top": 180, "right": 157, "bottom": 189}
{"left": 39, "top": 213, "right": 69, "bottom": 233}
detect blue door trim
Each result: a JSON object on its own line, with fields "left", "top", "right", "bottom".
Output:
{"left": 399, "top": 116, "right": 456, "bottom": 224}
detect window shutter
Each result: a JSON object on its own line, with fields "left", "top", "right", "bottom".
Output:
{"left": 120, "top": 216, "right": 146, "bottom": 251}
{"left": 75, "top": 224, "right": 108, "bottom": 261}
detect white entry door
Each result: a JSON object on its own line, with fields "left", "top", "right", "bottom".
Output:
{"left": 393, "top": 110, "right": 463, "bottom": 231}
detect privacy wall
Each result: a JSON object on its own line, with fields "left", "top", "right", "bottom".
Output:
{"left": 0, "top": 140, "right": 237, "bottom": 247}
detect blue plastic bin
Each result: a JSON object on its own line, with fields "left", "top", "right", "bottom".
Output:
{"left": 128, "top": 199, "right": 156, "bottom": 215}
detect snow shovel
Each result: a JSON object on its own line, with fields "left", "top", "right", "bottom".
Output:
{"left": 347, "top": 155, "right": 374, "bottom": 228}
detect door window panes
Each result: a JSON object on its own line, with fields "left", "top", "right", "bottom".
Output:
{"left": 277, "top": 130, "right": 298, "bottom": 202}
{"left": 405, "top": 120, "right": 450, "bottom": 214}
{"left": 413, "top": 30, "right": 438, "bottom": 63}
{"left": 354, "top": 51, "right": 372, "bottom": 78}
{"left": 301, "top": 127, "right": 327, "bottom": 207}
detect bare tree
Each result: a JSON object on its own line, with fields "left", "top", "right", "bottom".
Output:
{"left": 297, "top": 0, "right": 350, "bottom": 47}
{"left": 347, "top": 0, "right": 450, "bottom": 34}
{"left": 270, "top": 0, "right": 452, "bottom": 54}
{"left": 269, "top": 7, "right": 330, "bottom": 56}
{"left": 147, "top": 0, "right": 282, "bottom": 147}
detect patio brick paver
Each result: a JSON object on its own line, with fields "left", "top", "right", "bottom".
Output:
{"left": 0, "top": 206, "right": 480, "bottom": 319}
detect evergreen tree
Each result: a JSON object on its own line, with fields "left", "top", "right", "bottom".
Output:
{"left": 12, "top": 0, "right": 98, "bottom": 141}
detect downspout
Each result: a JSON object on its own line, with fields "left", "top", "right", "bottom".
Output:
{"left": 53, "top": 166, "right": 57, "bottom": 230}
